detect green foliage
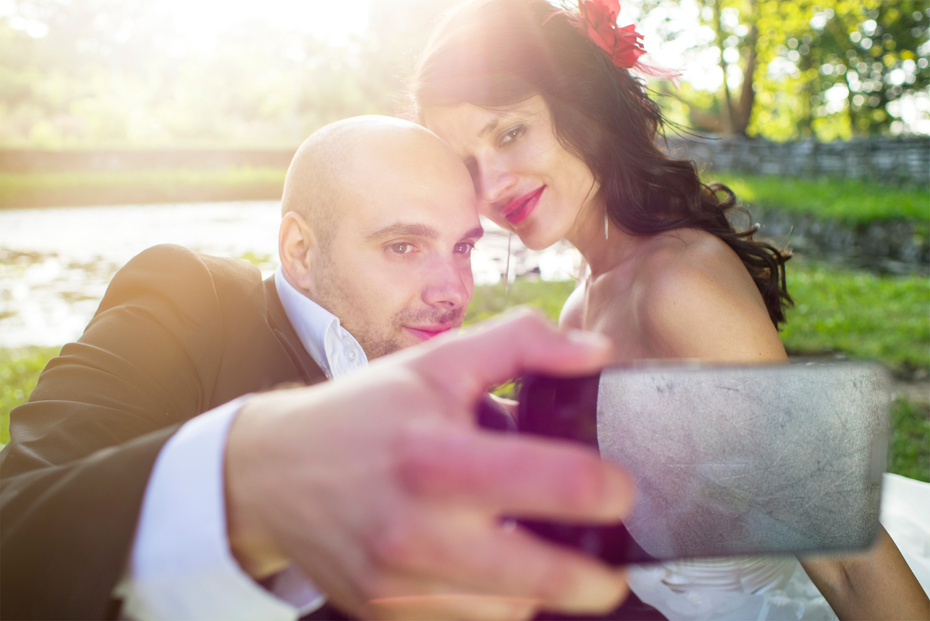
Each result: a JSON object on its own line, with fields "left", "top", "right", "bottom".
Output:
{"left": 0, "top": 346, "right": 58, "bottom": 445}
{"left": 716, "top": 173, "right": 930, "bottom": 225}
{"left": 0, "top": 167, "right": 286, "bottom": 207}
{"left": 237, "top": 251, "right": 276, "bottom": 270}
{"left": 781, "top": 260, "right": 930, "bottom": 376}
{"left": 0, "top": 0, "right": 459, "bottom": 148}
{"left": 465, "top": 279, "right": 577, "bottom": 325}
{"left": 638, "top": 0, "right": 929, "bottom": 139}
{"left": 890, "top": 397, "right": 930, "bottom": 481}
{"left": 3, "top": 0, "right": 925, "bottom": 147}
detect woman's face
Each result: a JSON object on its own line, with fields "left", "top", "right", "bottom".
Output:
{"left": 424, "top": 95, "right": 600, "bottom": 251}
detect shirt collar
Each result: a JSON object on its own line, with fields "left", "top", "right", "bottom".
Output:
{"left": 274, "top": 266, "right": 368, "bottom": 379}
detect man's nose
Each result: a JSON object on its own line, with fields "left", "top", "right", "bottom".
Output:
{"left": 423, "top": 258, "right": 472, "bottom": 309}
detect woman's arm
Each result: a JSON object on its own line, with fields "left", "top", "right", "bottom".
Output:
{"left": 801, "top": 526, "right": 930, "bottom": 620}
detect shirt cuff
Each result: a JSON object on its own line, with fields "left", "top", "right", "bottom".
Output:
{"left": 116, "top": 397, "right": 325, "bottom": 620}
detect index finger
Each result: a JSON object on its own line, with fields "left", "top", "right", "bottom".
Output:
{"left": 396, "top": 426, "right": 635, "bottom": 523}
{"left": 410, "top": 308, "right": 613, "bottom": 406}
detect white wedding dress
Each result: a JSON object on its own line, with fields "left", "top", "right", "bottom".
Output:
{"left": 627, "top": 473, "right": 930, "bottom": 620}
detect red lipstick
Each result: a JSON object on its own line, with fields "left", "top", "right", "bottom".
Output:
{"left": 500, "top": 186, "right": 545, "bottom": 226}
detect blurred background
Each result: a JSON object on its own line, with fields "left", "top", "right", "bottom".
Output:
{"left": 0, "top": 0, "right": 926, "bottom": 147}
{"left": 0, "top": 0, "right": 928, "bottom": 479}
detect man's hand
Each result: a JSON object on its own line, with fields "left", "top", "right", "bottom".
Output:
{"left": 225, "top": 309, "right": 635, "bottom": 620}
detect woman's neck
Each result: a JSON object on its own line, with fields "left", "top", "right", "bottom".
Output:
{"left": 566, "top": 204, "right": 641, "bottom": 278}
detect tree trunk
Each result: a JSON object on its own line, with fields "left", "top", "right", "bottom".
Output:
{"left": 733, "top": 21, "right": 759, "bottom": 135}
{"left": 712, "top": 0, "right": 736, "bottom": 134}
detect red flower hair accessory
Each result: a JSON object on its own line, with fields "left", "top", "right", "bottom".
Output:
{"left": 579, "top": 0, "right": 645, "bottom": 69}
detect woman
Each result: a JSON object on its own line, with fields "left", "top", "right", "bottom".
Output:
{"left": 412, "top": 0, "right": 929, "bottom": 618}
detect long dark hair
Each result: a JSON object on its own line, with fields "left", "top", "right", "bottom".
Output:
{"left": 413, "top": 0, "right": 792, "bottom": 327}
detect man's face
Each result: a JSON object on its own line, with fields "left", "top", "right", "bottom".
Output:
{"left": 308, "top": 149, "right": 482, "bottom": 359}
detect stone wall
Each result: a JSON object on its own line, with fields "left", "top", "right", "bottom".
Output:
{"left": 750, "top": 208, "right": 928, "bottom": 275}
{"left": 4, "top": 137, "right": 927, "bottom": 185}
{"left": 665, "top": 135, "right": 930, "bottom": 186}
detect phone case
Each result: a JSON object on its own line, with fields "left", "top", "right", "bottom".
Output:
{"left": 517, "top": 361, "right": 889, "bottom": 564}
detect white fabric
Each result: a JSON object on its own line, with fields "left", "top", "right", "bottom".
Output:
{"left": 117, "top": 399, "right": 305, "bottom": 621}
{"left": 117, "top": 268, "right": 367, "bottom": 619}
{"left": 274, "top": 267, "right": 368, "bottom": 378}
{"left": 628, "top": 472, "right": 930, "bottom": 620}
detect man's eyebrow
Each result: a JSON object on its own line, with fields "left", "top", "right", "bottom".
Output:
{"left": 366, "top": 223, "right": 485, "bottom": 243}
{"left": 366, "top": 223, "right": 441, "bottom": 241}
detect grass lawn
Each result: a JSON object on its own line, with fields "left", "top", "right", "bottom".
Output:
{"left": 0, "top": 346, "right": 60, "bottom": 445}
{"left": 0, "top": 168, "right": 286, "bottom": 207}
{"left": 2, "top": 261, "right": 927, "bottom": 481}
{"left": 715, "top": 173, "right": 929, "bottom": 229}
{"left": 3, "top": 169, "right": 927, "bottom": 231}
{"left": 781, "top": 259, "right": 930, "bottom": 376}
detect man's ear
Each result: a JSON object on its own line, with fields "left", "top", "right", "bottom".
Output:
{"left": 279, "top": 211, "right": 318, "bottom": 291}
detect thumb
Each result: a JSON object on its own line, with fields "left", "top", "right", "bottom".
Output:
{"left": 409, "top": 307, "right": 613, "bottom": 406}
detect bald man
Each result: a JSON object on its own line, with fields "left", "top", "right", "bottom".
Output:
{"left": 0, "top": 117, "right": 635, "bottom": 621}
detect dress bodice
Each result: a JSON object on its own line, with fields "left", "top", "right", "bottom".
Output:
{"left": 654, "top": 555, "right": 796, "bottom": 593}
{"left": 628, "top": 555, "right": 837, "bottom": 620}
{"left": 626, "top": 473, "right": 930, "bottom": 620}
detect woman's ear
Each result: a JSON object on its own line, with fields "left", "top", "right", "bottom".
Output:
{"left": 278, "top": 211, "right": 318, "bottom": 292}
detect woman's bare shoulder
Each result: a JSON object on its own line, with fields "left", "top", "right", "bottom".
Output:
{"left": 639, "top": 229, "right": 745, "bottom": 278}
{"left": 630, "top": 229, "right": 785, "bottom": 362}
{"left": 632, "top": 229, "right": 758, "bottom": 302}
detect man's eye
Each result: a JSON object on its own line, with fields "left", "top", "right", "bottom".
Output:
{"left": 389, "top": 242, "right": 413, "bottom": 255}
{"left": 455, "top": 242, "right": 475, "bottom": 257}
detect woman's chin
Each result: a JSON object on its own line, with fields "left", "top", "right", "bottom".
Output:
{"left": 492, "top": 216, "right": 561, "bottom": 251}
{"left": 520, "top": 231, "right": 562, "bottom": 252}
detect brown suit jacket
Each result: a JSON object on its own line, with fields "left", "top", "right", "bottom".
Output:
{"left": 0, "top": 244, "right": 327, "bottom": 619}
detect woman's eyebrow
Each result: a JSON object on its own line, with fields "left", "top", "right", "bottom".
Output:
{"left": 479, "top": 108, "right": 534, "bottom": 137}
{"left": 461, "top": 226, "right": 485, "bottom": 242}
{"left": 478, "top": 117, "right": 502, "bottom": 138}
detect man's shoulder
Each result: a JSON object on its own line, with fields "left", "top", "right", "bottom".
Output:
{"left": 117, "top": 244, "right": 263, "bottom": 291}
{"left": 128, "top": 244, "right": 258, "bottom": 275}
{"left": 100, "top": 244, "right": 267, "bottom": 322}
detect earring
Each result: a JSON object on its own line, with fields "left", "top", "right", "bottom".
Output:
{"left": 504, "top": 232, "right": 512, "bottom": 297}
{"left": 604, "top": 211, "right": 610, "bottom": 240}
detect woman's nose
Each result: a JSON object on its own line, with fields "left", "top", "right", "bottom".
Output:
{"left": 473, "top": 158, "right": 517, "bottom": 204}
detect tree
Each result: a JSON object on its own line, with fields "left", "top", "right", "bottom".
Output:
{"left": 638, "top": 0, "right": 818, "bottom": 137}
{"left": 803, "top": 0, "right": 930, "bottom": 136}
{"left": 0, "top": 0, "right": 459, "bottom": 147}
{"left": 634, "top": 0, "right": 930, "bottom": 139}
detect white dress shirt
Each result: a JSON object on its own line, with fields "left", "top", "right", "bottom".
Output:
{"left": 117, "top": 266, "right": 366, "bottom": 620}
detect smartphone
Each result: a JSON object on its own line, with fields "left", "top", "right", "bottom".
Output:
{"left": 516, "top": 361, "right": 890, "bottom": 564}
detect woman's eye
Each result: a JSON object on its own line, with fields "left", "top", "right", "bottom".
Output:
{"left": 499, "top": 125, "right": 525, "bottom": 147}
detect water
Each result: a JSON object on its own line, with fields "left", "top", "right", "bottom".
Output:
{"left": 0, "top": 201, "right": 582, "bottom": 348}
